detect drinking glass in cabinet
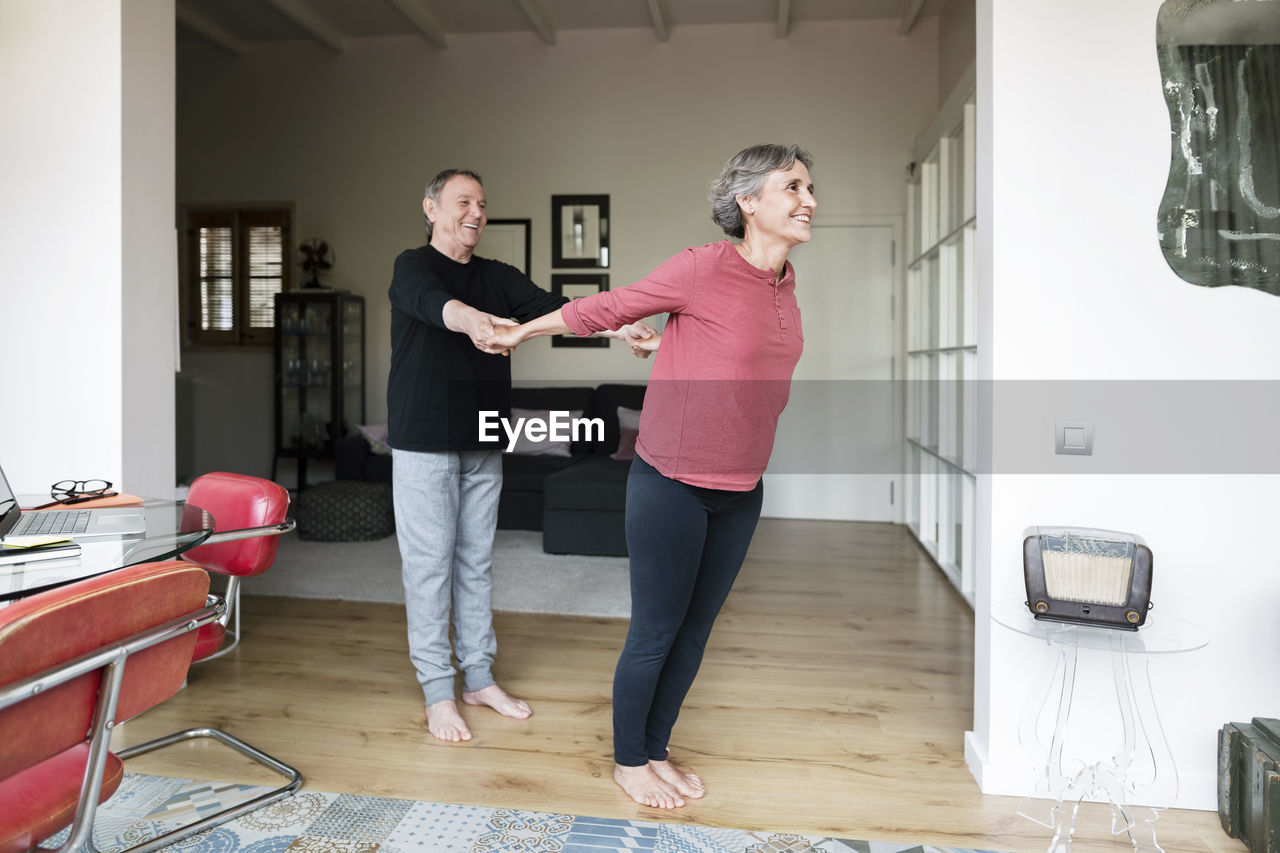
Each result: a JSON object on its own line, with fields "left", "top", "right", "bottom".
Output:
{"left": 308, "top": 358, "right": 331, "bottom": 387}
{"left": 343, "top": 302, "right": 361, "bottom": 335}
{"left": 281, "top": 304, "right": 301, "bottom": 334}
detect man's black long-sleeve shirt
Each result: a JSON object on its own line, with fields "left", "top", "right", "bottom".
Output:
{"left": 387, "top": 244, "right": 567, "bottom": 452}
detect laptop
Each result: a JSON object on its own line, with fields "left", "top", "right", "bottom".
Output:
{"left": 0, "top": 463, "right": 146, "bottom": 546}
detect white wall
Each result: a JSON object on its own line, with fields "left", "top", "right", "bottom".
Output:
{"left": 0, "top": 0, "right": 176, "bottom": 497}
{"left": 968, "top": 0, "right": 1280, "bottom": 811}
{"left": 175, "top": 19, "right": 941, "bottom": 485}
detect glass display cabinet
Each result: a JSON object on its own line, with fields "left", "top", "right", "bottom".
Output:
{"left": 273, "top": 291, "right": 365, "bottom": 490}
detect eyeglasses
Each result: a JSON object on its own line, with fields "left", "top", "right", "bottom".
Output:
{"left": 50, "top": 479, "right": 116, "bottom": 505}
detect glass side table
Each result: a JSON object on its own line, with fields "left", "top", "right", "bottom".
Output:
{"left": 991, "top": 598, "right": 1208, "bottom": 852}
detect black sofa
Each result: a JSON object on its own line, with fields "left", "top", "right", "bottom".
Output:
{"left": 334, "top": 383, "right": 646, "bottom": 555}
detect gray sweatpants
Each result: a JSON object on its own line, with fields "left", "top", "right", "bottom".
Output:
{"left": 391, "top": 448, "right": 503, "bottom": 706}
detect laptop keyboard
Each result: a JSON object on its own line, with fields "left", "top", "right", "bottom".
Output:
{"left": 13, "top": 510, "right": 91, "bottom": 536}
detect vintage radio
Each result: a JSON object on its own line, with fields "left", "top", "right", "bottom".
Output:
{"left": 1022, "top": 526, "right": 1153, "bottom": 630}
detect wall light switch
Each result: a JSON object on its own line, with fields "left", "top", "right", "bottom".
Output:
{"left": 1055, "top": 420, "right": 1094, "bottom": 455}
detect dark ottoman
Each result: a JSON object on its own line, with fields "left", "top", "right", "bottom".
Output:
{"left": 296, "top": 480, "right": 395, "bottom": 541}
{"left": 541, "top": 456, "right": 630, "bottom": 556}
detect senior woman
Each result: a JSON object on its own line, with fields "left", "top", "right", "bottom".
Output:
{"left": 486, "top": 143, "right": 816, "bottom": 809}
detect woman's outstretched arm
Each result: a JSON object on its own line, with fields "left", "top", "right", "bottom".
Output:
{"left": 485, "top": 308, "right": 569, "bottom": 350}
{"left": 486, "top": 310, "right": 660, "bottom": 356}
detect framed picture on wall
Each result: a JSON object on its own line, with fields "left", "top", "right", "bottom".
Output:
{"left": 476, "top": 219, "right": 531, "bottom": 274}
{"left": 551, "top": 195, "right": 609, "bottom": 268}
{"left": 551, "top": 274, "right": 609, "bottom": 347}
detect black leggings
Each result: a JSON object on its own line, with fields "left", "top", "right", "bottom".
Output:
{"left": 612, "top": 454, "right": 763, "bottom": 766}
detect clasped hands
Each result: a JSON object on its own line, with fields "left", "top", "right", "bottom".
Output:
{"left": 464, "top": 309, "right": 660, "bottom": 358}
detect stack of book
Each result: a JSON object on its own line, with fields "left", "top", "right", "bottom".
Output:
{"left": 0, "top": 539, "right": 81, "bottom": 566}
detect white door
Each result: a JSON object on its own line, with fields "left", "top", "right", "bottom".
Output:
{"left": 762, "top": 220, "right": 900, "bottom": 522}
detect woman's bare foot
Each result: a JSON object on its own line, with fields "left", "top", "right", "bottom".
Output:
{"left": 613, "top": 763, "right": 685, "bottom": 809}
{"left": 461, "top": 684, "right": 532, "bottom": 719}
{"left": 425, "top": 699, "right": 471, "bottom": 742}
{"left": 649, "top": 756, "right": 705, "bottom": 799}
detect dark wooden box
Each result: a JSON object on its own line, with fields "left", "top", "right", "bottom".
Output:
{"left": 1220, "top": 717, "right": 1280, "bottom": 853}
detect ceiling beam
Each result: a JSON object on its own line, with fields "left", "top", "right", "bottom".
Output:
{"left": 899, "top": 0, "right": 925, "bottom": 35}
{"left": 266, "top": 0, "right": 346, "bottom": 53}
{"left": 645, "top": 0, "right": 669, "bottom": 42}
{"left": 387, "top": 0, "right": 448, "bottom": 49}
{"left": 776, "top": 0, "right": 791, "bottom": 38}
{"left": 176, "top": 1, "right": 248, "bottom": 56}
{"left": 513, "top": 0, "right": 556, "bottom": 45}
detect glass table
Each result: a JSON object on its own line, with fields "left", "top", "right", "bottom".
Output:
{"left": 1, "top": 497, "right": 293, "bottom": 604}
{"left": 991, "top": 598, "right": 1208, "bottom": 852}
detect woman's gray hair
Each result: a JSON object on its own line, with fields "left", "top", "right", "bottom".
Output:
{"left": 423, "top": 168, "right": 483, "bottom": 238}
{"left": 708, "top": 144, "right": 814, "bottom": 238}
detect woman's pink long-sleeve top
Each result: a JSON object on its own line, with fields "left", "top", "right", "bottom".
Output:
{"left": 562, "top": 239, "right": 804, "bottom": 491}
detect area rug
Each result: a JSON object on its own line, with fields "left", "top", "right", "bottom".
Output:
{"left": 49, "top": 774, "right": 1004, "bottom": 853}
{"left": 249, "top": 529, "right": 631, "bottom": 618}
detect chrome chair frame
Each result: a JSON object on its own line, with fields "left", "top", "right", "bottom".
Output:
{"left": 114, "top": 726, "right": 301, "bottom": 853}
{"left": 195, "top": 519, "right": 295, "bottom": 661}
{"left": 0, "top": 588, "right": 302, "bottom": 853}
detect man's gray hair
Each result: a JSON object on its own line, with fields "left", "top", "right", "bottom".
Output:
{"left": 708, "top": 144, "right": 814, "bottom": 239}
{"left": 423, "top": 168, "right": 483, "bottom": 238}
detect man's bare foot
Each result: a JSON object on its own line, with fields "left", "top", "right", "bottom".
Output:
{"left": 649, "top": 756, "right": 705, "bottom": 799}
{"left": 461, "top": 684, "right": 532, "bottom": 720}
{"left": 425, "top": 699, "right": 471, "bottom": 742}
{"left": 614, "top": 763, "right": 685, "bottom": 809}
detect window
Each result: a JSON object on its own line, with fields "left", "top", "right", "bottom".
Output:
{"left": 184, "top": 207, "right": 292, "bottom": 346}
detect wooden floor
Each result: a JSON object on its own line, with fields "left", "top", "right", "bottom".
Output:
{"left": 112, "top": 519, "right": 1240, "bottom": 853}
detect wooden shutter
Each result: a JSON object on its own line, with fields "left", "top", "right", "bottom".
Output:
{"left": 186, "top": 207, "right": 292, "bottom": 346}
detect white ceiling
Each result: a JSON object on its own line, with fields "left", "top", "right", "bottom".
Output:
{"left": 177, "top": 0, "right": 950, "bottom": 55}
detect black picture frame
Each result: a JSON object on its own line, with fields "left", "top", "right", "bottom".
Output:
{"left": 551, "top": 195, "right": 609, "bottom": 268}
{"left": 476, "top": 218, "right": 531, "bottom": 274}
{"left": 551, "top": 274, "right": 610, "bottom": 348}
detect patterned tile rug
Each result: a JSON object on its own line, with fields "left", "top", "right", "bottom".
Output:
{"left": 45, "top": 774, "right": 1005, "bottom": 853}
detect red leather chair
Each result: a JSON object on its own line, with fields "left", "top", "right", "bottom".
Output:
{"left": 0, "top": 561, "right": 300, "bottom": 853}
{"left": 183, "top": 472, "right": 291, "bottom": 661}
